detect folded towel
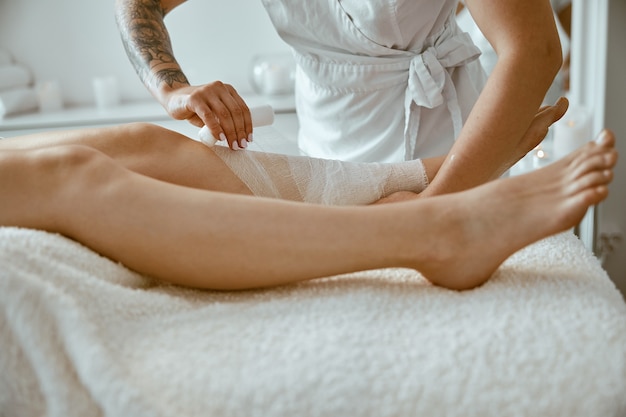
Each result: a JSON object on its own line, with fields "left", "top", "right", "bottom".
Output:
{"left": 0, "top": 87, "right": 39, "bottom": 118}
{"left": 0, "top": 64, "right": 32, "bottom": 91}
{"left": 1, "top": 227, "right": 625, "bottom": 417}
{"left": 0, "top": 49, "right": 13, "bottom": 66}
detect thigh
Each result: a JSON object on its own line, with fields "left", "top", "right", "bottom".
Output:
{"left": 0, "top": 123, "right": 253, "bottom": 195}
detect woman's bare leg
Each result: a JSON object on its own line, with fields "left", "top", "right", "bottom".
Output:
{"left": 0, "top": 123, "right": 254, "bottom": 195}
{"left": 0, "top": 129, "right": 616, "bottom": 291}
{"left": 0, "top": 96, "right": 567, "bottom": 204}
{"left": 1, "top": 124, "right": 433, "bottom": 203}
{"left": 0, "top": 123, "right": 431, "bottom": 204}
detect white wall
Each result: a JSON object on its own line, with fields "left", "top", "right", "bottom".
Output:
{"left": 0, "top": 0, "right": 290, "bottom": 106}
{"left": 600, "top": 0, "right": 626, "bottom": 294}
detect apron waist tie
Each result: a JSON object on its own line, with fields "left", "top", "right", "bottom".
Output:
{"left": 404, "top": 31, "right": 481, "bottom": 159}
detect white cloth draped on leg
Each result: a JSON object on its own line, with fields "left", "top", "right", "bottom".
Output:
{"left": 212, "top": 146, "right": 429, "bottom": 205}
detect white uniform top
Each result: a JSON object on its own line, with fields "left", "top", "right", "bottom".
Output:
{"left": 262, "top": 0, "right": 486, "bottom": 162}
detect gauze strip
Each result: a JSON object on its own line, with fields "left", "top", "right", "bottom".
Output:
{"left": 212, "top": 146, "right": 429, "bottom": 206}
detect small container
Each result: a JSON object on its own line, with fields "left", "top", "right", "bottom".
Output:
{"left": 552, "top": 105, "right": 592, "bottom": 159}
{"left": 93, "top": 76, "right": 121, "bottom": 109}
{"left": 36, "top": 80, "right": 64, "bottom": 113}
{"left": 249, "top": 53, "right": 296, "bottom": 96}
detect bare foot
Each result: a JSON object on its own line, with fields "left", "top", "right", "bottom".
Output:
{"left": 413, "top": 129, "right": 617, "bottom": 290}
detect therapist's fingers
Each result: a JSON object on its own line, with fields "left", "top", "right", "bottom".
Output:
{"left": 539, "top": 96, "right": 569, "bottom": 126}
{"left": 187, "top": 81, "right": 251, "bottom": 149}
{"left": 208, "top": 84, "right": 252, "bottom": 149}
{"left": 533, "top": 96, "right": 568, "bottom": 118}
{"left": 521, "top": 97, "right": 569, "bottom": 148}
{"left": 225, "top": 84, "right": 253, "bottom": 143}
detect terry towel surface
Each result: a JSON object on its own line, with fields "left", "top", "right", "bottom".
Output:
{"left": 1, "top": 227, "right": 625, "bottom": 417}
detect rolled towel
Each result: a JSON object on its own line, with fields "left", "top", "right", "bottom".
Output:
{"left": 0, "top": 49, "right": 13, "bottom": 66}
{"left": 0, "top": 87, "right": 39, "bottom": 119}
{"left": 0, "top": 65, "right": 32, "bottom": 91}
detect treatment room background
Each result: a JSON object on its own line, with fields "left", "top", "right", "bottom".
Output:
{"left": 0, "top": 0, "right": 625, "bottom": 295}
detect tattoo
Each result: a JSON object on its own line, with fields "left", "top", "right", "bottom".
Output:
{"left": 116, "top": 0, "right": 189, "bottom": 90}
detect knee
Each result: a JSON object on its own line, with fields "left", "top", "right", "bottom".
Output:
{"left": 124, "top": 122, "right": 169, "bottom": 137}
{"left": 121, "top": 122, "right": 189, "bottom": 153}
{"left": 30, "top": 145, "right": 113, "bottom": 182}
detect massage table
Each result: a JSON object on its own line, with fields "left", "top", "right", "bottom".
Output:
{"left": 1, "top": 225, "right": 625, "bottom": 417}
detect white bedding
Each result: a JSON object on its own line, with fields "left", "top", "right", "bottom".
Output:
{"left": 1, "top": 226, "right": 626, "bottom": 417}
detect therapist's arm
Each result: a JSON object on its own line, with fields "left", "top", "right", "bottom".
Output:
{"left": 420, "top": 0, "right": 562, "bottom": 197}
{"left": 114, "top": 0, "right": 252, "bottom": 149}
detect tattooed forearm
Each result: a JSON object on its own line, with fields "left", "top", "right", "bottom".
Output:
{"left": 115, "top": 0, "right": 189, "bottom": 90}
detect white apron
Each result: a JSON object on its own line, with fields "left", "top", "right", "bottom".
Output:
{"left": 262, "top": 0, "right": 486, "bottom": 162}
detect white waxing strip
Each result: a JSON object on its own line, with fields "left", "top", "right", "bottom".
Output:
{"left": 198, "top": 104, "right": 275, "bottom": 147}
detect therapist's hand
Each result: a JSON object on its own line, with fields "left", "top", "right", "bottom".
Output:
{"left": 115, "top": 0, "right": 252, "bottom": 149}
{"left": 162, "top": 81, "right": 253, "bottom": 150}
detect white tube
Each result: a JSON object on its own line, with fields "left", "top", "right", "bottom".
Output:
{"left": 198, "top": 104, "right": 274, "bottom": 147}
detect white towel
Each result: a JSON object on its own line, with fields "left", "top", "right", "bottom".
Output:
{"left": 1, "top": 227, "right": 625, "bottom": 417}
{"left": 0, "top": 87, "right": 39, "bottom": 118}
{"left": 0, "top": 64, "right": 32, "bottom": 91}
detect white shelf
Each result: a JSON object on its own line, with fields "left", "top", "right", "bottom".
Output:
{"left": 0, "top": 93, "right": 296, "bottom": 133}
{"left": 0, "top": 94, "right": 300, "bottom": 156}
{"left": 0, "top": 101, "right": 169, "bottom": 131}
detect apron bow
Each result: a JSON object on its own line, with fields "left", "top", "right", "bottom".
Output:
{"left": 404, "top": 31, "right": 481, "bottom": 159}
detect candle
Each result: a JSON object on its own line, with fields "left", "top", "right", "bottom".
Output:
{"left": 92, "top": 76, "right": 121, "bottom": 110}
{"left": 532, "top": 146, "right": 551, "bottom": 170}
{"left": 36, "top": 80, "right": 64, "bottom": 113}
{"left": 250, "top": 54, "right": 296, "bottom": 96}
{"left": 264, "top": 63, "right": 287, "bottom": 94}
{"left": 552, "top": 106, "right": 592, "bottom": 160}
